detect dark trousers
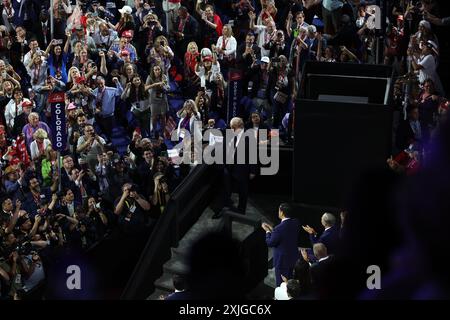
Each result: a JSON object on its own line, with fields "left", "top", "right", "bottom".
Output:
{"left": 322, "top": 6, "right": 342, "bottom": 35}
{"left": 275, "top": 266, "right": 294, "bottom": 287}
{"left": 223, "top": 167, "right": 249, "bottom": 214}
{"left": 96, "top": 115, "right": 114, "bottom": 140}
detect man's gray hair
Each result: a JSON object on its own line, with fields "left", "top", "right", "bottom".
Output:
{"left": 230, "top": 117, "right": 244, "bottom": 129}
{"left": 313, "top": 242, "right": 328, "bottom": 259}
{"left": 322, "top": 212, "right": 336, "bottom": 227}
{"left": 28, "top": 112, "right": 39, "bottom": 120}
{"left": 307, "top": 25, "right": 317, "bottom": 34}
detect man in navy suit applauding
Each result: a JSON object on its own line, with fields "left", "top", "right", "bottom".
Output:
{"left": 262, "top": 203, "right": 300, "bottom": 286}
{"left": 302, "top": 212, "right": 340, "bottom": 255}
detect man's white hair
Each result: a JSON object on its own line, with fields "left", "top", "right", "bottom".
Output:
{"left": 322, "top": 212, "right": 336, "bottom": 226}
{"left": 230, "top": 117, "right": 244, "bottom": 129}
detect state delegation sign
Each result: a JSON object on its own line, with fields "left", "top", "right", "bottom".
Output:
{"left": 49, "top": 92, "right": 67, "bottom": 151}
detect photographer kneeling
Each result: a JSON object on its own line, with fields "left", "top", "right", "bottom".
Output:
{"left": 114, "top": 183, "right": 151, "bottom": 234}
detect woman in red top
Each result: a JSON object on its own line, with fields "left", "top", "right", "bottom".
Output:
{"left": 184, "top": 42, "right": 200, "bottom": 94}
{"left": 387, "top": 150, "right": 420, "bottom": 176}
{"left": 196, "top": 3, "right": 223, "bottom": 47}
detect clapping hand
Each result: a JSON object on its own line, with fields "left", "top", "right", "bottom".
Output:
{"left": 261, "top": 222, "right": 273, "bottom": 232}
{"left": 302, "top": 225, "right": 316, "bottom": 235}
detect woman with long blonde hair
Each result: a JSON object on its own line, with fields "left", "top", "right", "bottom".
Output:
{"left": 67, "top": 66, "right": 81, "bottom": 84}
{"left": 184, "top": 42, "right": 201, "bottom": 95}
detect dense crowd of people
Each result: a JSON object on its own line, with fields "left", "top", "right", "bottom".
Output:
{"left": 0, "top": 0, "right": 449, "bottom": 300}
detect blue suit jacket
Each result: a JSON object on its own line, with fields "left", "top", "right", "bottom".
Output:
{"left": 310, "top": 226, "right": 340, "bottom": 254}
{"left": 266, "top": 218, "right": 300, "bottom": 270}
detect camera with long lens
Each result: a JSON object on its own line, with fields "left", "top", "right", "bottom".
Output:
{"left": 14, "top": 240, "right": 33, "bottom": 256}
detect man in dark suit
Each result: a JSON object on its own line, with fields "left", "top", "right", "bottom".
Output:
{"left": 60, "top": 155, "right": 76, "bottom": 190}
{"left": 303, "top": 212, "right": 340, "bottom": 255}
{"left": 396, "top": 106, "right": 422, "bottom": 151}
{"left": 172, "top": 6, "right": 198, "bottom": 57}
{"left": 215, "top": 117, "right": 257, "bottom": 217}
{"left": 309, "top": 242, "right": 335, "bottom": 298}
{"left": 262, "top": 203, "right": 300, "bottom": 286}
{"left": 137, "top": 149, "right": 155, "bottom": 199}
{"left": 236, "top": 31, "right": 261, "bottom": 96}
{"left": 33, "top": 9, "right": 52, "bottom": 50}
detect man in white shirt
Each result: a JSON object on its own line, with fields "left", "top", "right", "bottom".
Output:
{"left": 249, "top": 11, "right": 277, "bottom": 58}
{"left": 214, "top": 24, "right": 237, "bottom": 61}
{"left": 23, "top": 39, "right": 45, "bottom": 67}
{"left": 76, "top": 124, "right": 106, "bottom": 173}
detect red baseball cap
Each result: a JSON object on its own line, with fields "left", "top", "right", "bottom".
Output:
{"left": 22, "top": 99, "right": 33, "bottom": 108}
{"left": 122, "top": 30, "right": 133, "bottom": 39}
{"left": 120, "top": 50, "right": 130, "bottom": 57}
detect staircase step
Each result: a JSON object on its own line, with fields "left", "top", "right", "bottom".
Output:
{"left": 154, "top": 272, "right": 176, "bottom": 292}
{"left": 264, "top": 268, "right": 277, "bottom": 289}
{"left": 147, "top": 288, "right": 172, "bottom": 300}
{"left": 171, "top": 246, "right": 187, "bottom": 259}
{"left": 163, "top": 258, "right": 190, "bottom": 275}
{"left": 176, "top": 211, "right": 222, "bottom": 249}
{"left": 231, "top": 221, "right": 254, "bottom": 242}
{"left": 149, "top": 197, "right": 271, "bottom": 299}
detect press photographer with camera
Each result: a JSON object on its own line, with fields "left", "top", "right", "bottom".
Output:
{"left": 86, "top": 196, "right": 108, "bottom": 238}
{"left": 0, "top": 215, "right": 47, "bottom": 299}
{"left": 76, "top": 124, "right": 106, "bottom": 173}
{"left": 22, "top": 176, "right": 57, "bottom": 218}
{"left": 0, "top": 245, "right": 30, "bottom": 300}
{"left": 263, "top": 29, "right": 287, "bottom": 58}
{"left": 114, "top": 183, "right": 151, "bottom": 234}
